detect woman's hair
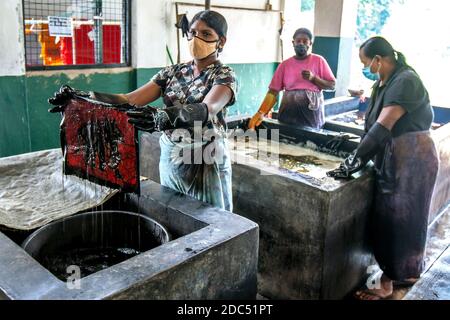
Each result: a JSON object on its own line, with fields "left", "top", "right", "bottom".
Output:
{"left": 360, "top": 36, "right": 409, "bottom": 68}
{"left": 293, "top": 28, "right": 313, "bottom": 41}
{"left": 189, "top": 10, "right": 228, "bottom": 38}
{"left": 189, "top": 10, "right": 227, "bottom": 53}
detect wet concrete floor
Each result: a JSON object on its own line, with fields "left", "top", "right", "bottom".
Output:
{"left": 398, "top": 205, "right": 450, "bottom": 300}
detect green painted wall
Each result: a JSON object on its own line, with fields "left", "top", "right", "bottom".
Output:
{"left": 314, "top": 36, "right": 340, "bottom": 77}
{"left": 26, "top": 71, "right": 136, "bottom": 153}
{"left": 0, "top": 76, "right": 30, "bottom": 157}
{"left": 229, "top": 63, "right": 279, "bottom": 116}
{"left": 313, "top": 36, "right": 340, "bottom": 99}
{"left": 0, "top": 70, "right": 136, "bottom": 158}
{"left": 0, "top": 62, "right": 277, "bottom": 157}
{"left": 136, "top": 68, "right": 164, "bottom": 107}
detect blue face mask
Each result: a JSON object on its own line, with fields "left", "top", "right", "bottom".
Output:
{"left": 362, "top": 58, "right": 380, "bottom": 81}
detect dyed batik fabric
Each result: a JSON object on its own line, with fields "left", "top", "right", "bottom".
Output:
{"left": 62, "top": 98, "right": 139, "bottom": 193}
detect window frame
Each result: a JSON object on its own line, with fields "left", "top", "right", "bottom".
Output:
{"left": 22, "top": 0, "right": 132, "bottom": 71}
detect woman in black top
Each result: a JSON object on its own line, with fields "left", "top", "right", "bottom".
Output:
{"left": 328, "top": 36, "right": 439, "bottom": 300}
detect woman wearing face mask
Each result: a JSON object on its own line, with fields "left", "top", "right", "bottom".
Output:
{"left": 49, "top": 10, "right": 236, "bottom": 211}
{"left": 248, "top": 28, "right": 336, "bottom": 129}
{"left": 127, "top": 10, "right": 236, "bottom": 211}
{"left": 327, "top": 36, "right": 439, "bottom": 300}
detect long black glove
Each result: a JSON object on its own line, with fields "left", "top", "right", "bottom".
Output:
{"left": 326, "top": 122, "right": 391, "bottom": 179}
{"left": 126, "top": 103, "right": 209, "bottom": 133}
{"left": 48, "top": 85, "right": 131, "bottom": 113}
{"left": 175, "top": 14, "right": 190, "bottom": 38}
{"left": 48, "top": 85, "right": 90, "bottom": 113}
{"left": 323, "top": 133, "right": 360, "bottom": 154}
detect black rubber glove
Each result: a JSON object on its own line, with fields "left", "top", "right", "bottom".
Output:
{"left": 323, "top": 133, "right": 360, "bottom": 154}
{"left": 327, "top": 122, "right": 391, "bottom": 179}
{"left": 49, "top": 85, "right": 132, "bottom": 113}
{"left": 175, "top": 14, "right": 190, "bottom": 38}
{"left": 48, "top": 85, "right": 90, "bottom": 113}
{"left": 127, "top": 103, "right": 209, "bottom": 133}
{"left": 126, "top": 106, "right": 158, "bottom": 132}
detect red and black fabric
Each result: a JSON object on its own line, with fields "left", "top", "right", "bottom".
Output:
{"left": 61, "top": 97, "right": 140, "bottom": 193}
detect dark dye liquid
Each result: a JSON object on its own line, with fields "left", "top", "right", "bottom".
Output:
{"left": 279, "top": 154, "right": 324, "bottom": 167}
{"left": 42, "top": 247, "right": 141, "bottom": 281}
{"left": 257, "top": 152, "right": 325, "bottom": 173}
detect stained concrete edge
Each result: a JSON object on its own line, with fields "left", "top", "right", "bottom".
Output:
{"left": 320, "top": 170, "right": 375, "bottom": 299}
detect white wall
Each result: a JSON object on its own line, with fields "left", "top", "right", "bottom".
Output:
{"left": 340, "top": 0, "right": 358, "bottom": 38}
{"left": 0, "top": 0, "right": 26, "bottom": 76}
{"left": 314, "top": 0, "right": 358, "bottom": 97}
{"left": 132, "top": 0, "right": 169, "bottom": 68}
{"left": 314, "top": 0, "right": 343, "bottom": 37}
{"left": 280, "top": 0, "right": 304, "bottom": 61}
{"left": 132, "top": 0, "right": 283, "bottom": 68}
{"left": 314, "top": 0, "right": 357, "bottom": 38}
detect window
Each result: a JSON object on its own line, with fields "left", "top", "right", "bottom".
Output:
{"left": 349, "top": 0, "right": 449, "bottom": 108}
{"left": 23, "top": 0, "right": 130, "bottom": 70}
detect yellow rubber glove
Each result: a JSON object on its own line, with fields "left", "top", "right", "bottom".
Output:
{"left": 248, "top": 92, "right": 277, "bottom": 130}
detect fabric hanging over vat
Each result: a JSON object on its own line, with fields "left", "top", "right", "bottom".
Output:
{"left": 0, "top": 149, "right": 118, "bottom": 230}
{"left": 62, "top": 98, "right": 140, "bottom": 193}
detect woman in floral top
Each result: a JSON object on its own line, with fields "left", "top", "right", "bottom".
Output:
{"left": 125, "top": 10, "right": 237, "bottom": 211}
{"left": 48, "top": 10, "right": 237, "bottom": 211}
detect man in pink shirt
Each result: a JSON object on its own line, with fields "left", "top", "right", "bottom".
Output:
{"left": 249, "top": 28, "right": 336, "bottom": 129}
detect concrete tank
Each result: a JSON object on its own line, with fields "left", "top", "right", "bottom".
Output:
{"left": 21, "top": 211, "right": 170, "bottom": 281}
{"left": 139, "top": 119, "right": 375, "bottom": 299}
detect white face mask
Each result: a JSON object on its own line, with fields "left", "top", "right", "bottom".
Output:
{"left": 188, "top": 36, "right": 219, "bottom": 60}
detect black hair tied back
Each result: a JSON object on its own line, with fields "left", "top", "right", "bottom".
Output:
{"left": 360, "top": 36, "right": 409, "bottom": 68}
